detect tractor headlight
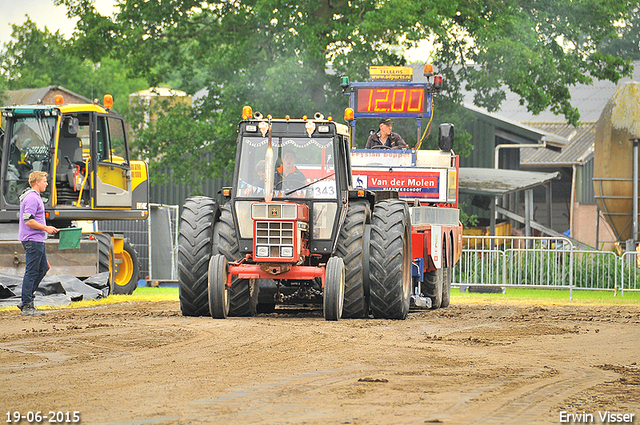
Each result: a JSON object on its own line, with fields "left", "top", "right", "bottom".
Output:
{"left": 280, "top": 246, "right": 293, "bottom": 257}
{"left": 256, "top": 246, "right": 269, "bottom": 257}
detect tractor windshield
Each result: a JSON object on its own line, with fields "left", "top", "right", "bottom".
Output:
{"left": 3, "top": 115, "right": 56, "bottom": 205}
{"left": 237, "top": 136, "right": 337, "bottom": 200}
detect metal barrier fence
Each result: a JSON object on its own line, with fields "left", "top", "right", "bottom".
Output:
{"left": 454, "top": 235, "right": 640, "bottom": 298}
{"left": 97, "top": 204, "right": 179, "bottom": 282}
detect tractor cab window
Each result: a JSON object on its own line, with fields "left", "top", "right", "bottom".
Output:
{"left": 237, "top": 136, "right": 337, "bottom": 200}
{"left": 3, "top": 115, "right": 55, "bottom": 205}
{"left": 55, "top": 114, "right": 90, "bottom": 205}
{"left": 96, "top": 116, "right": 128, "bottom": 164}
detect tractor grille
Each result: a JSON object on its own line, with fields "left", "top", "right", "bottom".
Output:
{"left": 255, "top": 221, "right": 294, "bottom": 258}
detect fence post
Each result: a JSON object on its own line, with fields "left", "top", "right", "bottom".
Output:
{"left": 569, "top": 246, "right": 574, "bottom": 301}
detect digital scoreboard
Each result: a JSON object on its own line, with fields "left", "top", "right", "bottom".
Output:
{"left": 349, "top": 82, "right": 432, "bottom": 118}
{"left": 356, "top": 87, "right": 425, "bottom": 114}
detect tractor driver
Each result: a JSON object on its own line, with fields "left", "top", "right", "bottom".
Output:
{"left": 243, "top": 160, "right": 266, "bottom": 195}
{"left": 274, "top": 150, "right": 308, "bottom": 192}
{"left": 365, "top": 117, "right": 407, "bottom": 149}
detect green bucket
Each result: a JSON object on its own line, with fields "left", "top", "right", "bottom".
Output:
{"left": 58, "top": 227, "right": 82, "bottom": 250}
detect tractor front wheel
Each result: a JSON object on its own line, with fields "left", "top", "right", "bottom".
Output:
{"left": 218, "top": 203, "right": 259, "bottom": 316}
{"left": 323, "top": 257, "right": 345, "bottom": 321}
{"left": 208, "top": 254, "right": 230, "bottom": 319}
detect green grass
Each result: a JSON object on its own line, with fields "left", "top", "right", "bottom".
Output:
{"left": 452, "top": 287, "right": 640, "bottom": 306}
{"left": 2, "top": 285, "right": 639, "bottom": 313}
{"left": 0, "top": 285, "right": 179, "bottom": 312}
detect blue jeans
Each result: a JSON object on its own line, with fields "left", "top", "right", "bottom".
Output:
{"left": 21, "top": 241, "right": 48, "bottom": 305}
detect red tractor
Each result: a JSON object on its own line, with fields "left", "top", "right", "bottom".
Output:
{"left": 178, "top": 65, "right": 462, "bottom": 320}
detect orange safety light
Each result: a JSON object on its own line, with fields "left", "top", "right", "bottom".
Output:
{"left": 423, "top": 64, "right": 434, "bottom": 78}
{"left": 327, "top": 116, "right": 333, "bottom": 121}
{"left": 54, "top": 95, "right": 64, "bottom": 105}
{"left": 357, "top": 190, "right": 365, "bottom": 197}
{"left": 302, "top": 115, "right": 308, "bottom": 120}
{"left": 242, "top": 105, "right": 253, "bottom": 120}
{"left": 285, "top": 115, "right": 290, "bottom": 120}
{"left": 104, "top": 94, "right": 114, "bottom": 109}
{"left": 222, "top": 188, "right": 232, "bottom": 196}
{"left": 344, "top": 107, "right": 354, "bottom": 122}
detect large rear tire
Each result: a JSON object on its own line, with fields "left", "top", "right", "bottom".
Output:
{"left": 441, "top": 267, "right": 452, "bottom": 308}
{"left": 208, "top": 255, "right": 230, "bottom": 319}
{"left": 335, "top": 201, "right": 370, "bottom": 318}
{"left": 369, "top": 200, "right": 412, "bottom": 319}
{"left": 178, "top": 196, "right": 220, "bottom": 316}
{"left": 441, "top": 237, "right": 452, "bottom": 308}
{"left": 323, "top": 257, "right": 345, "bottom": 321}
{"left": 218, "top": 204, "right": 259, "bottom": 317}
{"left": 424, "top": 268, "right": 443, "bottom": 309}
{"left": 111, "top": 239, "right": 140, "bottom": 295}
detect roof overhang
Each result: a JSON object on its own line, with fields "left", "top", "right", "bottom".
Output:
{"left": 459, "top": 167, "right": 561, "bottom": 197}
{"left": 466, "top": 104, "right": 567, "bottom": 149}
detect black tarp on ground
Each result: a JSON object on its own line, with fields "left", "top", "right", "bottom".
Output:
{"left": 0, "top": 272, "right": 110, "bottom": 307}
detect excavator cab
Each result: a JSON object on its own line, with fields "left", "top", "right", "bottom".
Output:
{"left": 0, "top": 96, "right": 148, "bottom": 221}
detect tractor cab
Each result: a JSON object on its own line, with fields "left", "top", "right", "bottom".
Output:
{"left": 0, "top": 95, "right": 148, "bottom": 294}
{"left": 0, "top": 95, "right": 148, "bottom": 223}
{"left": 231, "top": 108, "right": 352, "bottom": 257}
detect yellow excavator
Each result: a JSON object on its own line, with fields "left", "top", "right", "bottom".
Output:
{"left": 0, "top": 94, "right": 148, "bottom": 294}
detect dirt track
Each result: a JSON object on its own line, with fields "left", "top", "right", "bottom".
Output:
{"left": 1, "top": 299, "right": 639, "bottom": 425}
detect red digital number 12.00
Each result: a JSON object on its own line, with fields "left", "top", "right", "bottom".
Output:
{"left": 357, "top": 88, "right": 424, "bottom": 113}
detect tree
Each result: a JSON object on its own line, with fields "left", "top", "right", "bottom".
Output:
{"left": 56, "top": 0, "right": 638, "bottom": 183}
{"left": 0, "top": 18, "right": 79, "bottom": 90}
{"left": 598, "top": 7, "right": 640, "bottom": 60}
{"left": 0, "top": 18, "right": 148, "bottom": 113}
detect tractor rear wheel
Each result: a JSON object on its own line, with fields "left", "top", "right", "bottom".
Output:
{"left": 323, "top": 257, "right": 345, "bottom": 321}
{"left": 424, "top": 268, "right": 443, "bottom": 309}
{"left": 441, "top": 267, "right": 452, "bottom": 308}
{"left": 369, "top": 200, "right": 412, "bottom": 319}
{"left": 111, "top": 239, "right": 140, "bottom": 295}
{"left": 335, "top": 200, "right": 370, "bottom": 318}
{"left": 208, "top": 254, "right": 230, "bottom": 319}
{"left": 178, "top": 196, "right": 220, "bottom": 316}
{"left": 441, "top": 239, "right": 452, "bottom": 308}
{"left": 218, "top": 203, "right": 259, "bottom": 317}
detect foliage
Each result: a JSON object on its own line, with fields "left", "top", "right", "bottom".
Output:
{"left": 0, "top": 18, "right": 148, "bottom": 113}
{"left": 432, "top": 0, "right": 636, "bottom": 126}
{"left": 2, "top": 0, "right": 638, "bottom": 185}
{"left": 459, "top": 203, "right": 479, "bottom": 228}
{"left": 127, "top": 98, "right": 234, "bottom": 189}
{"left": 0, "top": 75, "right": 7, "bottom": 109}
{"left": 598, "top": 7, "right": 640, "bottom": 60}
{"left": 0, "top": 19, "right": 77, "bottom": 90}
{"left": 49, "top": 0, "right": 637, "bottom": 185}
